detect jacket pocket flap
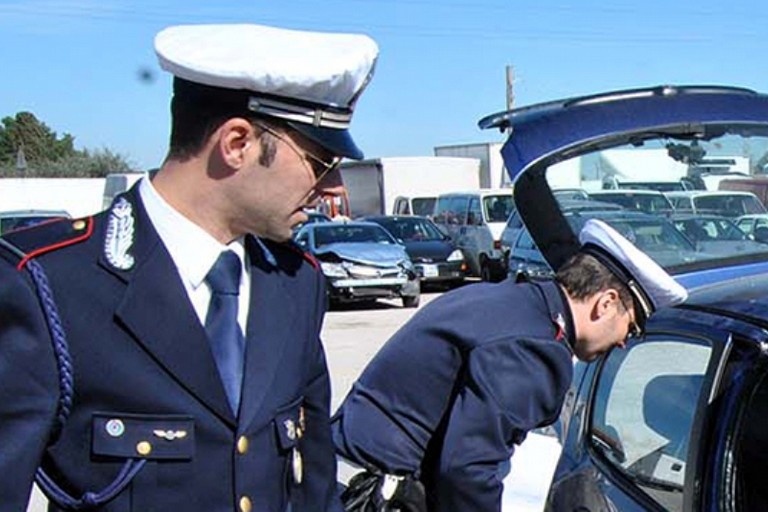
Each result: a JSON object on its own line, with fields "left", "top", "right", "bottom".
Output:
{"left": 273, "top": 398, "right": 303, "bottom": 451}
{"left": 92, "top": 412, "right": 195, "bottom": 460}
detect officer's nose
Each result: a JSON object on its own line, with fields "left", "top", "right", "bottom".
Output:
{"left": 315, "top": 167, "right": 344, "bottom": 196}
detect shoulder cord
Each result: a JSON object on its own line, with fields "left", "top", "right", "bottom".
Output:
{"left": 0, "top": 240, "right": 147, "bottom": 511}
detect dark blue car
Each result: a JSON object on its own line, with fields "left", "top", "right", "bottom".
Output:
{"left": 361, "top": 215, "right": 467, "bottom": 287}
{"left": 480, "top": 85, "right": 768, "bottom": 511}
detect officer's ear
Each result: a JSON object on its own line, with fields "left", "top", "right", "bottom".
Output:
{"left": 217, "top": 118, "right": 254, "bottom": 170}
{"left": 591, "top": 288, "right": 621, "bottom": 320}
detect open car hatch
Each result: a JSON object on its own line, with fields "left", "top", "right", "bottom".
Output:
{"left": 479, "top": 85, "right": 768, "bottom": 271}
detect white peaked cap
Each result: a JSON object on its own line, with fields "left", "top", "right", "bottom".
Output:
{"left": 579, "top": 219, "right": 688, "bottom": 326}
{"left": 154, "top": 24, "right": 379, "bottom": 159}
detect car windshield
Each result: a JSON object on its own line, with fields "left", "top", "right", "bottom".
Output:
{"left": 483, "top": 195, "right": 515, "bottom": 222}
{"left": 590, "top": 192, "right": 672, "bottom": 214}
{"left": 373, "top": 217, "right": 445, "bottom": 242}
{"left": 553, "top": 189, "right": 590, "bottom": 201}
{"left": 411, "top": 198, "right": 436, "bottom": 217}
{"left": 313, "top": 224, "right": 396, "bottom": 248}
{"left": 672, "top": 217, "right": 748, "bottom": 242}
{"left": 568, "top": 212, "right": 694, "bottom": 252}
{"left": 619, "top": 182, "right": 686, "bottom": 192}
{"left": 542, "top": 127, "right": 768, "bottom": 271}
{"left": 692, "top": 194, "right": 766, "bottom": 217}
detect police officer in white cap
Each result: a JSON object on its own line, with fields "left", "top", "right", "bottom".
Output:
{"left": 334, "top": 218, "right": 687, "bottom": 512}
{"left": 0, "top": 24, "right": 377, "bottom": 511}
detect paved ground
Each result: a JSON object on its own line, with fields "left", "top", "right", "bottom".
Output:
{"left": 27, "top": 287, "right": 560, "bottom": 511}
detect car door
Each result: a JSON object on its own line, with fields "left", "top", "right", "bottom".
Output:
{"left": 456, "top": 195, "right": 483, "bottom": 275}
{"left": 547, "top": 319, "right": 730, "bottom": 512}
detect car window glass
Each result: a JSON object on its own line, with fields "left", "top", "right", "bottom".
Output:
{"left": 505, "top": 211, "right": 520, "bottom": 229}
{"left": 394, "top": 199, "right": 409, "bottom": 215}
{"left": 433, "top": 197, "right": 453, "bottom": 224}
{"left": 735, "top": 368, "right": 768, "bottom": 511}
{"left": 515, "top": 230, "right": 536, "bottom": 250}
{"left": 737, "top": 218, "right": 754, "bottom": 235}
{"left": 412, "top": 198, "right": 436, "bottom": 217}
{"left": 671, "top": 197, "right": 692, "bottom": 211}
{"left": 449, "top": 197, "right": 469, "bottom": 225}
{"left": 467, "top": 197, "right": 483, "bottom": 226}
{"left": 590, "top": 338, "right": 712, "bottom": 512}
{"left": 483, "top": 194, "right": 515, "bottom": 223}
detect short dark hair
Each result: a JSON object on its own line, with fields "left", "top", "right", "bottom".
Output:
{"left": 556, "top": 252, "right": 633, "bottom": 306}
{"left": 167, "top": 77, "right": 277, "bottom": 165}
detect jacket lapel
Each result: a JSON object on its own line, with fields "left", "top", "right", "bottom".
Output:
{"left": 104, "top": 188, "right": 236, "bottom": 426}
{"left": 239, "top": 237, "right": 295, "bottom": 428}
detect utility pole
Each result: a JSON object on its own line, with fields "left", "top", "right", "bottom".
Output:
{"left": 501, "top": 65, "right": 515, "bottom": 188}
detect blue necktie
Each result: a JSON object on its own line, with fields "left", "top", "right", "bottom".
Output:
{"left": 204, "top": 251, "right": 245, "bottom": 415}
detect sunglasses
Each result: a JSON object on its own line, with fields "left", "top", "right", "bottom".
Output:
{"left": 254, "top": 121, "right": 341, "bottom": 180}
{"left": 620, "top": 300, "right": 643, "bottom": 340}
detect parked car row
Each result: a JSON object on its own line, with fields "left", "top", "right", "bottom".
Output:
{"left": 293, "top": 221, "right": 422, "bottom": 309}
{"left": 292, "top": 213, "right": 471, "bottom": 309}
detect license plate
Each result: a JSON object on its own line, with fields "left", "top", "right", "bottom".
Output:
{"left": 422, "top": 264, "right": 439, "bottom": 277}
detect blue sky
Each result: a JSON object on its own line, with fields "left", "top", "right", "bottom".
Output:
{"left": 1, "top": 0, "right": 766, "bottom": 170}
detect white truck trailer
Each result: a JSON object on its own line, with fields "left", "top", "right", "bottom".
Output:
{"left": 434, "top": 142, "right": 509, "bottom": 189}
{"left": 338, "top": 156, "right": 481, "bottom": 218}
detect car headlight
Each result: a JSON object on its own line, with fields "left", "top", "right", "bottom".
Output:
{"left": 400, "top": 259, "right": 415, "bottom": 270}
{"left": 447, "top": 249, "right": 464, "bottom": 261}
{"left": 320, "top": 262, "right": 349, "bottom": 278}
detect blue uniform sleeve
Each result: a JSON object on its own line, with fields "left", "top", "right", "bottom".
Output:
{"left": 295, "top": 270, "right": 344, "bottom": 512}
{"left": 0, "top": 259, "right": 59, "bottom": 509}
{"left": 430, "top": 336, "right": 572, "bottom": 512}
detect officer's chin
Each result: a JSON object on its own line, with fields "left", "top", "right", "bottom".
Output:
{"left": 573, "top": 345, "right": 599, "bottom": 363}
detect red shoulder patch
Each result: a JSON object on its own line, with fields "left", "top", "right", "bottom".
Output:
{"left": 282, "top": 241, "right": 320, "bottom": 270}
{"left": 15, "top": 217, "right": 94, "bottom": 270}
{"left": 301, "top": 250, "right": 320, "bottom": 270}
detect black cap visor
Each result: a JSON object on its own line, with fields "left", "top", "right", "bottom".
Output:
{"left": 287, "top": 121, "right": 364, "bottom": 160}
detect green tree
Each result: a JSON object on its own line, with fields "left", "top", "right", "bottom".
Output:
{"left": 0, "top": 111, "right": 137, "bottom": 177}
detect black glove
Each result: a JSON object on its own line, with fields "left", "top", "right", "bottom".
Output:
{"left": 341, "top": 471, "right": 427, "bottom": 512}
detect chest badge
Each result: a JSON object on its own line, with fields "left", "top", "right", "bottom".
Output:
{"left": 153, "top": 429, "right": 188, "bottom": 441}
{"left": 104, "top": 197, "right": 135, "bottom": 271}
{"left": 284, "top": 419, "right": 296, "bottom": 441}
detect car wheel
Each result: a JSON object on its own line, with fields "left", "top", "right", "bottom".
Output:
{"left": 402, "top": 294, "right": 420, "bottom": 308}
{"left": 480, "top": 260, "right": 493, "bottom": 282}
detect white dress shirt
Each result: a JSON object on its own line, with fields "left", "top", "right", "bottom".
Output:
{"left": 139, "top": 177, "right": 251, "bottom": 333}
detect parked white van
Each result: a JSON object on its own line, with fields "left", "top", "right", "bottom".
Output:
{"left": 665, "top": 190, "right": 767, "bottom": 218}
{"left": 392, "top": 195, "right": 438, "bottom": 217}
{"left": 432, "top": 189, "right": 515, "bottom": 281}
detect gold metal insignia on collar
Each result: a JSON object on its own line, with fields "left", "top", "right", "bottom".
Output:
{"left": 153, "top": 429, "right": 188, "bottom": 441}
{"left": 104, "top": 197, "right": 135, "bottom": 270}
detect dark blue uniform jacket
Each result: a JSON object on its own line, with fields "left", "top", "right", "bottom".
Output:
{"left": 0, "top": 187, "right": 342, "bottom": 512}
{"left": 332, "top": 279, "right": 575, "bottom": 512}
